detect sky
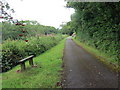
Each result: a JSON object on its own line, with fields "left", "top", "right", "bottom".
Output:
{"left": 7, "top": 0, "right": 75, "bottom": 28}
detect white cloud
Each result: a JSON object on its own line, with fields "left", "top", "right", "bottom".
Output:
{"left": 7, "top": 0, "right": 74, "bottom": 28}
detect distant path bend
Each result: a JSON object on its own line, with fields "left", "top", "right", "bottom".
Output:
{"left": 62, "top": 37, "right": 118, "bottom": 88}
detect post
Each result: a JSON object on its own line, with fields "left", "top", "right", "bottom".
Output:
{"left": 20, "top": 62, "right": 25, "bottom": 71}
{"left": 29, "top": 57, "right": 33, "bottom": 66}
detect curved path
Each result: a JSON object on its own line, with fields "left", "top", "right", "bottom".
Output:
{"left": 62, "top": 37, "right": 118, "bottom": 88}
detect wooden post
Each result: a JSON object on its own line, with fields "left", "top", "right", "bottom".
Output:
{"left": 20, "top": 62, "right": 25, "bottom": 71}
{"left": 29, "top": 58, "right": 33, "bottom": 66}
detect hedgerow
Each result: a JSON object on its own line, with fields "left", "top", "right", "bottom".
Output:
{"left": 2, "top": 35, "right": 63, "bottom": 72}
{"left": 62, "top": 2, "right": 119, "bottom": 63}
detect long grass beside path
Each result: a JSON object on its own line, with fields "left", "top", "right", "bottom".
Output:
{"left": 2, "top": 39, "right": 66, "bottom": 88}
{"left": 72, "top": 38, "right": 119, "bottom": 72}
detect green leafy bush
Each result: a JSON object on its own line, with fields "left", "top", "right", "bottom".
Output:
{"left": 64, "top": 2, "right": 119, "bottom": 63}
{"left": 2, "top": 35, "right": 63, "bottom": 72}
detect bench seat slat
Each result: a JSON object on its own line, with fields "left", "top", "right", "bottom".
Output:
{"left": 18, "top": 55, "right": 34, "bottom": 63}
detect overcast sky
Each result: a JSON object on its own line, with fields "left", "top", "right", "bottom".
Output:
{"left": 7, "top": 0, "right": 75, "bottom": 28}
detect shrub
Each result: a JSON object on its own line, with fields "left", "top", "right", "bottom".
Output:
{"left": 1, "top": 35, "right": 63, "bottom": 72}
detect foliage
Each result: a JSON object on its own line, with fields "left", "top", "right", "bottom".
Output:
{"left": 64, "top": 2, "right": 120, "bottom": 62}
{"left": 2, "top": 39, "right": 65, "bottom": 88}
{"left": 2, "top": 35, "right": 64, "bottom": 72}
{"left": 2, "top": 21, "right": 59, "bottom": 41}
{"left": 59, "top": 21, "right": 74, "bottom": 35}
{"left": 0, "top": 0, "right": 14, "bottom": 21}
{"left": 0, "top": 0, "right": 25, "bottom": 27}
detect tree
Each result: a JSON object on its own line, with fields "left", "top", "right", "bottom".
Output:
{"left": 65, "top": 2, "right": 120, "bottom": 61}
{"left": 60, "top": 21, "right": 74, "bottom": 35}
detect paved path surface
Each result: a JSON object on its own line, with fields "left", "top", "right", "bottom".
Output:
{"left": 62, "top": 37, "right": 118, "bottom": 88}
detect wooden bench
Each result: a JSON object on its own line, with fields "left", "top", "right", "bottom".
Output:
{"left": 18, "top": 55, "right": 34, "bottom": 71}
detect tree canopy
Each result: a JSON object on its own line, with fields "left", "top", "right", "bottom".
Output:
{"left": 62, "top": 2, "right": 120, "bottom": 61}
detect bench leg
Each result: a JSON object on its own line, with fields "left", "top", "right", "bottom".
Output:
{"left": 29, "top": 58, "right": 33, "bottom": 66}
{"left": 21, "top": 62, "right": 25, "bottom": 71}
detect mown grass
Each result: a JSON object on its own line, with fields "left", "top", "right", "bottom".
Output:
{"left": 72, "top": 38, "right": 120, "bottom": 72}
{"left": 2, "top": 39, "right": 65, "bottom": 88}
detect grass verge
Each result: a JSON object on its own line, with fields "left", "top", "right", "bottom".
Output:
{"left": 72, "top": 38, "right": 119, "bottom": 72}
{"left": 2, "top": 39, "right": 65, "bottom": 88}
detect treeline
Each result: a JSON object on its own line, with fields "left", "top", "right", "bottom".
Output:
{"left": 62, "top": 2, "right": 120, "bottom": 62}
{"left": 2, "top": 20, "right": 58, "bottom": 41}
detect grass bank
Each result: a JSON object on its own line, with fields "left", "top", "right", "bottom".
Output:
{"left": 2, "top": 39, "right": 66, "bottom": 88}
{"left": 72, "top": 38, "right": 119, "bottom": 72}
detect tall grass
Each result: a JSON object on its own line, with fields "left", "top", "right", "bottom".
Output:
{"left": 73, "top": 38, "right": 119, "bottom": 72}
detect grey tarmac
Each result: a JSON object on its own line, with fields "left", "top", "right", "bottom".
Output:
{"left": 62, "top": 37, "right": 118, "bottom": 88}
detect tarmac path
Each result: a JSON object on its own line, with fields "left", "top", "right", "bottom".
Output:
{"left": 62, "top": 37, "right": 118, "bottom": 88}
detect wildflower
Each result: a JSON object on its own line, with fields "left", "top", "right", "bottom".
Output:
{"left": 0, "top": 16, "right": 4, "bottom": 18}
{"left": 22, "top": 31, "right": 26, "bottom": 33}
{"left": 22, "top": 24, "right": 25, "bottom": 26}
{"left": 10, "top": 17, "right": 13, "bottom": 19}
{"left": 25, "top": 40, "right": 28, "bottom": 42}
{"left": 19, "top": 34, "right": 23, "bottom": 36}
{"left": 16, "top": 70, "right": 21, "bottom": 73}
